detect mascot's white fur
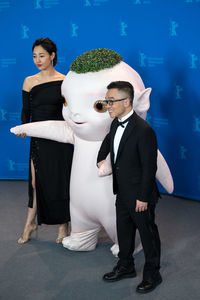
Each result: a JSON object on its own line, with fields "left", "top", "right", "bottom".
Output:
{"left": 11, "top": 49, "right": 173, "bottom": 256}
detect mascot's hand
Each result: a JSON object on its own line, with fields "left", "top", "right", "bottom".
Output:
{"left": 11, "top": 125, "right": 25, "bottom": 135}
{"left": 156, "top": 150, "right": 174, "bottom": 194}
{"left": 98, "top": 154, "right": 112, "bottom": 177}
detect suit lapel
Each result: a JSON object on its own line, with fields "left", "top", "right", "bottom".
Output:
{"left": 115, "top": 112, "right": 137, "bottom": 162}
{"left": 110, "top": 118, "right": 118, "bottom": 164}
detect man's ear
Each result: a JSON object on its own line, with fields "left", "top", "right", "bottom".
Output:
{"left": 133, "top": 88, "right": 152, "bottom": 115}
{"left": 124, "top": 98, "right": 131, "bottom": 107}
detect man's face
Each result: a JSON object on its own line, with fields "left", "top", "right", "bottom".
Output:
{"left": 105, "top": 88, "right": 128, "bottom": 119}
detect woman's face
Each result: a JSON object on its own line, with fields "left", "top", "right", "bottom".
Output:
{"left": 33, "top": 45, "right": 54, "bottom": 70}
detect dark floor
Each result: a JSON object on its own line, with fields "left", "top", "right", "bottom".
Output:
{"left": 0, "top": 180, "right": 200, "bottom": 300}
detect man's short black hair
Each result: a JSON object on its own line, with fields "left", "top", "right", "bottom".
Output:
{"left": 107, "top": 81, "right": 134, "bottom": 105}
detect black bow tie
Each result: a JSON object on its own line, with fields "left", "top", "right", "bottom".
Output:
{"left": 117, "top": 115, "right": 132, "bottom": 128}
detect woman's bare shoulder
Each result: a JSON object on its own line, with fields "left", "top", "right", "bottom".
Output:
{"left": 23, "top": 74, "right": 40, "bottom": 92}
{"left": 55, "top": 72, "right": 66, "bottom": 80}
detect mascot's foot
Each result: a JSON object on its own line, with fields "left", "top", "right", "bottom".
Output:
{"left": 62, "top": 227, "right": 101, "bottom": 251}
{"left": 110, "top": 242, "right": 143, "bottom": 257}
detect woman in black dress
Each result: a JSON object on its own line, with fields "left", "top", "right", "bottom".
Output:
{"left": 18, "top": 38, "right": 73, "bottom": 244}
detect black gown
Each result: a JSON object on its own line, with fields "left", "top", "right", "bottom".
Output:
{"left": 21, "top": 81, "right": 74, "bottom": 225}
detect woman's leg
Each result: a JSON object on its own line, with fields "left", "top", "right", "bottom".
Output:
{"left": 56, "top": 223, "right": 68, "bottom": 243}
{"left": 18, "top": 160, "right": 37, "bottom": 244}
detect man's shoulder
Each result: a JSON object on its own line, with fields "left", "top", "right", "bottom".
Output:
{"left": 135, "top": 113, "right": 150, "bottom": 126}
{"left": 134, "top": 113, "right": 155, "bottom": 133}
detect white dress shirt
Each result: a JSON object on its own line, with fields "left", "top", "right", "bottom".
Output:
{"left": 113, "top": 110, "right": 134, "bottom": 162}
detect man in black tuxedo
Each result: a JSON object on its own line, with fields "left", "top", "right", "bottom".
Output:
{"left": 97, "top": 81, "right": 162, "bottom": 294}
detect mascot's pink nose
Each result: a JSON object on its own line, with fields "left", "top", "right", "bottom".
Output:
{"left": 72, "top": 112, "right": 81, "bottom": 117}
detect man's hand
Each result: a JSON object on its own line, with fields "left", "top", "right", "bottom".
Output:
{"left": 97, "top": 160, "right": 106, "bottom": 168}
{"left": 135, "top": 200, "right": 148, "bottom": 212}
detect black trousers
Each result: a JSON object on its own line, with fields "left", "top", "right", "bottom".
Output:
{"left": 116, "top": 196, "right": 161, "bottom": 281}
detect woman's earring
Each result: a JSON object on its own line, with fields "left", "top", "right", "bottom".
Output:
{"left": 51, "top": 60, "right": 54, "bottom": 66}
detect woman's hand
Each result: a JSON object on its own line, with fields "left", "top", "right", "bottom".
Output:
{"left": 16, "top": 133, "right": 27, "bottom": 138}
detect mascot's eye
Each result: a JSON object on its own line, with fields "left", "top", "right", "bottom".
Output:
{"left": 94, "top": 100, "right": 107, "bottom": 113}
{"left": 64, "top": 98, "right": 68, "bottom": 107}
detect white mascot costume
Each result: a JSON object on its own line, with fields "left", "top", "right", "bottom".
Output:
{"left": 11, "top": 49, "right": 173, "bottom": 256}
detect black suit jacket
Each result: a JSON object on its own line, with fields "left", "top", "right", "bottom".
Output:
{"left": 97, "top": 112, "right": 160, "bottom": 206}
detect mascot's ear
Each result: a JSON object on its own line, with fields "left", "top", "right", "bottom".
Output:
{"left": 133, "top": 87, "right": 152, "bottom": 115}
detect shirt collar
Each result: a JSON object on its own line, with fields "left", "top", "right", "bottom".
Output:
{"left": 118, "top": 109, "right": 134, "bottom": 123}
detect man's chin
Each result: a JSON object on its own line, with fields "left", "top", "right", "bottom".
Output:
{"left": 109, "top": 112, "right": 115, "bottom": 118}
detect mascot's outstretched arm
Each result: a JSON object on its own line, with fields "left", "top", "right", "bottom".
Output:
{"left": 10, "top": 120, "right": 74, "bottom": 144}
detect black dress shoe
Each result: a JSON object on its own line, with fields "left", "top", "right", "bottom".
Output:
{"left": 103, "top": 264, "right": 136, "bottom": 282}
{"left": 136, "top": 274, "right": 162, "bottom": 293}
